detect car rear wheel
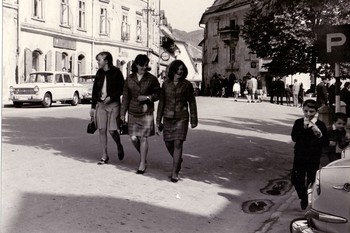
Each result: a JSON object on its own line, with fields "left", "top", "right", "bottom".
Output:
{"left": 71, "top": 92, "right": 79, "bottom": 106}
{"left": 42, "top": 93, "right": 52, "bottom": 108}
{"left": 13, "top": 102, "right": 23, "bottom": 108}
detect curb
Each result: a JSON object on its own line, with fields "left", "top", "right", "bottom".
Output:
{"left": 254, "top": 191, "right": 297, "bottom": 233}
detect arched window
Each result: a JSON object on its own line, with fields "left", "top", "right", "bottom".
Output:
{"left": 78, "top": 54, "right": 85, "bottom": 76}
{"left": 32, "top": 50, "right": 42, "bottom": 72}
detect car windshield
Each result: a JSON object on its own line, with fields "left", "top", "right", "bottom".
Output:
{"left": 78, "top": 76, "right": 95, "bottom": 84}
{"left": 26, "top": 73, "right": 54, "bottom": 83}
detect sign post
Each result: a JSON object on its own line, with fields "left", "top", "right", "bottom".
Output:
{"left": 315, "top": 24, "right": 350, "bottom": 112}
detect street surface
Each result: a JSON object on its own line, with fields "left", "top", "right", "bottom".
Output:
{"left": 2, "top": 98, "right": 307, "bottom": 233}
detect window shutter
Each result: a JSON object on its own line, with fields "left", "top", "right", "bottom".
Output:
{"left": 70, "top": 54, "right": 75, "bottom": 76}
{"left": 55, "top": 51, "right": 62, "bottom": 71}
{"left": 46, "top": 50, "right": 52, "bottom": 71}
{"left": 24, "top": 48, "right": 32, "bottom": 82}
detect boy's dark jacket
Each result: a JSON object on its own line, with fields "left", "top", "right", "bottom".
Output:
{"left": 327, "top": 125, "right": 349, "bottom": 153}
{"left": 291, "top": 118, "right": 329, "bottom": 157}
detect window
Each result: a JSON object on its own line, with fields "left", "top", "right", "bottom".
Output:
{"left": 100, "top": 8, "right": 109, "bottom": 35}
{"left": 64, "top": 74, "right": 72, "bottom": 83}
{"left": 136, "top": 19, "right": 142, "bottom": 42}
{"left": 60, "top": 0, "right": 70, "bottom": 26}
{"left": 55, "top": 74, "right": 63, "bottom": 83}
{"left": 121, "top": 14, "right": 130, "bottom": 41}
{"left": 213, "top": 21, "right": 219, "bottom": 36}
{"left": 230, "top": 47, "right": 235, "bottom": 62}
{"left": 33, "top": 0, "right": 43, "bottom": 19}
{"left": 78, "top": 0, "right": 86, "bottom": 29}
{"left": 211, "top": 48, "right": 218, "bottom": 63}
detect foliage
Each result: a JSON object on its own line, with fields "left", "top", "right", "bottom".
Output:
{"left": 242, "top": 0, "right": 350, "bottom": 76}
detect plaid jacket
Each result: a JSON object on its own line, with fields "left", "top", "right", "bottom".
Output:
{"left": 121, "top": 72, "right": 160, "bottom": 116}
{"left": 156, "top": 79, "right": 198, "bottom": 126}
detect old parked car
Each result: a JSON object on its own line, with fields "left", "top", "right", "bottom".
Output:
{"left": 9, "top": 71, "right": 83, "bottom": 108}
{"left": 77, "top": 74, "right": 95, "bottom": 103}
{"left": 290, "top": 158, "right": 350, "bottom": 233}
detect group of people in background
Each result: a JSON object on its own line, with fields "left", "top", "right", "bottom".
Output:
{"left": 90, "top": 52, "right": 198, "bottom": 183}
{"left": 270, "top": 77, "right": 304, "bottom": 107}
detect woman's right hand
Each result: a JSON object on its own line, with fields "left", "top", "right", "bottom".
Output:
{"left": 89, "top": 108, "right": 95, "bottom": 118}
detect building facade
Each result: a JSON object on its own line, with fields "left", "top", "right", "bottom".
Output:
{"left": 199, "top": 0, "right": 270, "bottom": 95}
{"left": 3, "top": 0, "right": 165, "bottom": 104}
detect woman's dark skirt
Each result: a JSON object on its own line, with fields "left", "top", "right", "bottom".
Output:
{"left": 128, "top": 113, "right": 155, "bottom": 137}
{"left": 163, "top": 118, "right": 189, "bottom": 141}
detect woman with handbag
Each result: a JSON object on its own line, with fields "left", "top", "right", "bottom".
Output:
{"left": 89, "top": 51, "right": 125, "bottom": 165}
{"left": 120, "top": 54, "right": 160, "bottom": 174}
{"left": 156, "top": 60, "right": 198, "bottom": 182}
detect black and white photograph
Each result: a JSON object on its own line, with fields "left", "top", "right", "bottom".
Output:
{"left": 2, "top": 0, "right": 350, "bottom": 232}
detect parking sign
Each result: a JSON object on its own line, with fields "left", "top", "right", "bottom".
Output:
{"left": 315, "top": 24, "right": 350, "bottom": 63}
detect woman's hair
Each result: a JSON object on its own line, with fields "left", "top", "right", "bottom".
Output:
{"left": 96, "top": 51, "right": 113, "bottom": 66}
{"left": 303, "top": 99, "right": 318, "bottom": 110}
{"left": 131, "top": 54, "right": 150, "bottom": 73}
{"left": 167, "top": 60, "right": 188, "bottom": 81}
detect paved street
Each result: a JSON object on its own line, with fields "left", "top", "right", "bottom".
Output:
{"left": 2, "top": 97, "right": 308, "bottom": 233}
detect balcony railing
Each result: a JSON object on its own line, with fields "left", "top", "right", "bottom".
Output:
{"left": 219, "top": 25, "right": 240, "bottom": 46}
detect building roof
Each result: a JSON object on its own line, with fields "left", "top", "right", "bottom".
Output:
{"left": 199, "top": 0, "right": 250, "bottom": 24}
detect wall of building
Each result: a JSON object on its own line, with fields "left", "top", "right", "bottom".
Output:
{"left": 3, "top": 1, "right": 18, "bottom": 104}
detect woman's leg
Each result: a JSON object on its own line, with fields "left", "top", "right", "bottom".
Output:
{"left": 171, "top": 140, "right": 184, "bottom": 181}
{"left": 99, "top": 128, "right": 108, "bottom": 160}
{"left": 138, "top": 136, "right": 148, "bottom": 171}
{"left": 130, "top": 136, "right": 140, "bottom": 153}
{"left": 165, "top": 141, "right": 175, "bottom": 157}
{"left": 109, "top": 130, "right": 124, "bottom": 159}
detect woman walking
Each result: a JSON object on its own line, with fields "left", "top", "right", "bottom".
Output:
{"left": 156, "top": 60, "right": 198, "bottom": 182}
{"left": 90, "top": 51, "right": 125, "bottom": 165}
{"left": 120, "top": 54, "right": 160, "bottom": 174}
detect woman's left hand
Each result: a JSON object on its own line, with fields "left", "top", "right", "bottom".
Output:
{"left": 137, "top": 95, "right": 149, "bottom": 102}
{"left": 103, "top": 96, "right": 111, "bottom": 104}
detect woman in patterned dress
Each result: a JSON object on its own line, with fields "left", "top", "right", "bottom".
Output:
{"left": 156, "top": 60, "right": 198, "bottom": 182}
{"left": 120, "top": 54, "right": 160, "bottom": 174}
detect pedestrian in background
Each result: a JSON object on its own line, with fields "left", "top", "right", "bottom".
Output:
{"left": 156, "top": 60, "right": 198, "bottom": 183}
{"left": 270, "top": 77, "right": 277, "bottom": 103}
{"left": 340, "top": 82, "right": 350, "bottom": 118}
{"left": 256, "top": 76, "right": 263, "bottom": 103}
{"left": 90, "top": 51, "right": 125, "bottom": 165}
{"left": 327, "top": 112, "right": 350, "bottom": 163}
{"left": 120, "top": 54, "right": 160, "bottom": 174}
{"left": 245, "top": 76, "right": 254, "bottom": 103}
{"left": 316, "top": 76, "right": 328, "bottom": 108}
{"left": 232, "top": 80, "right": 241, "bottom": 102}
{"left": 298, "top": 82, "right": 304, "bottom": 107}
{"left": 291, "top": 99, "right": 328, "bottom": 210}
{"left": 292, "top": 79, "right": 300, "bottom": 107}
{"left": 251, "top": 76, "right": 258, "bottom": 102}
{"left": 285, "top": 84, "right": 292, "bottom": 106}
{"left": 276, "top": 77, "right": 285, "bottom": 105}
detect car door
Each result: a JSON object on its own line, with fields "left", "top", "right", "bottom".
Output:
{"left": 54, "top": 74, "right": 65, "bottom": 100}
{"left": 63, "top": 74, "right": 74, "bottom": 99}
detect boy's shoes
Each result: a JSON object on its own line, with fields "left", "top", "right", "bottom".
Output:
{"left": 300, "top": 198, "right": 308, "bottom": 210}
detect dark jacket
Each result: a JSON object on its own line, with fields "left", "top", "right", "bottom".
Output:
{"left": 316, "top": 82, "right": 328, "bottom": 107}
{"left": 156, "top": 79, "right": 198, "bottom": 126}
{"left": 327, "top": 125, "right": 349, "bottom": 154}
{"left": 91, "top": 66, "right": 124, "bottom": 109}
{"left": 291, "top": 118, "right": 328, "bottom": 157}
{"left": 121, "top": 72, "right": 160, "bottom": 116}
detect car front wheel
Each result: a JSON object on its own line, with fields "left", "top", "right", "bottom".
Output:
{"left": 71, "top": 92, "right": 79, "bottom": 106}
{"left": 42, "top": 92, "right": 52, "bottom": 108}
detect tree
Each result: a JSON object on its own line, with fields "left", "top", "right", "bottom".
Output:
{"left": 242, "top": 0, "right": 350, "bottom": 77}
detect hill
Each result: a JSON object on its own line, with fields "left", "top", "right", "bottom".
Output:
{"left": 172, "top": 29, "right": 204, "bottom": 59}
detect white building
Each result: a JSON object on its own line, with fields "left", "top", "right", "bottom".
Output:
{"left": 3, "top": 0, "right": 162, "bottom": 104}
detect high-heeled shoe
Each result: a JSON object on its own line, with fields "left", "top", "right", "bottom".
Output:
{"left": 170, "top": 177, "right": 179, "bottom": 183}
{"left": 136, "top": 163, "right": 147, "bottom": 174}
{"left": 97, "top": 157, "right": 109, "bottom": 165}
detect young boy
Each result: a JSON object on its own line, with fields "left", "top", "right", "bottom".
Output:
{"left": 327, "top": 112, "right": 350, "bottom": 162}
{"left": 291, "top": 99, "right": 329, "bottom": 210}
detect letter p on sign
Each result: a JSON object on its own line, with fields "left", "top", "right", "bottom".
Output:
{"left": 316, "top": 25, "right": 350, "bottom": 63}
{"left": 327, "top": 33, "right": 346, "bottom": 53}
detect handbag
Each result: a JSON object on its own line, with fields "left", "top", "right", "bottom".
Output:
{"left": 119, "top": 120, "right": 128, "bottom": 135}
{"left": 87, "top": 117, "right": 97, "bottom": 134}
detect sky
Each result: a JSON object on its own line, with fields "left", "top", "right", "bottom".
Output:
{"left": 160, "top": 0, "right": 215, "bottom": 32}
